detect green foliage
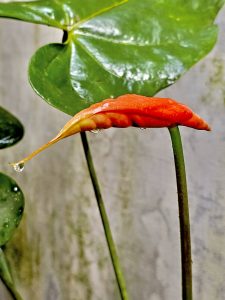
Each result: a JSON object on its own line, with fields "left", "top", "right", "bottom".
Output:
{"left": 0, "top": 0, "right": 127, "bottom": 29}
{"left": 0, "top": 0, "right": 224, "bottom": 115}
{"left": 0, "top": 105, "right": 24, "bottom": 298}
{"left": 0, "top": 105, "right": 24, "bottom": 247}
{"left": 0, "top": 107, "right": 24, "bottom": 149}
{"left": 0, "top": 173, "right": 24, "bottom": 247}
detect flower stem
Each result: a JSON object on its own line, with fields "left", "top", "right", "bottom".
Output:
{"left": 80, "top": 132, "right": 129, "bottom": 300}
{"left": 168, "top": 126, "right": 192, "bottom": 300}
{"left": 0, "top": 248, "right": 23, "bottom": 300}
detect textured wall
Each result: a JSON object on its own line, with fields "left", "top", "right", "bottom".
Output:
{"left": 0, "top": 6, "right": 225, "bottom": 300}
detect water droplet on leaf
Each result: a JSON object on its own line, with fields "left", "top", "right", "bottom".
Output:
{"left": 0, "top": 173, "right": 24, "bottom": 246}
{"left": 3, "top": 222, "right": 9, "bottom": 228}
{"left": 13, "top": 163, "right": 24, "bottom": 173}
{"left": 17, "top": 207, "right": 23, "bottom": 216}
{"left": 12, "top": 186, "right": 19, "bottom": 192}
{"left": 3, "top": 218, "right": 9, "bottom": 228}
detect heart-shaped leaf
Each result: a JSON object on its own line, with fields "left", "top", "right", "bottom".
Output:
{"left": 0, "top": 107, "right": 24, "bottom": 149}
{"left": 0, "top": 173, "right": 24, "bottom": 247}
{"left": 0, "top": 0, "right": 224, "bottom": 115}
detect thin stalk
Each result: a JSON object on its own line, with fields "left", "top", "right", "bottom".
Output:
{"left": 80, "top": 132, "right": 129, "bottom": 300}
{"left": 168, "top": 126, "right": 192, "bottom": 300}
{"left": 0, "top": 248, "right": 23, "bottom": 300}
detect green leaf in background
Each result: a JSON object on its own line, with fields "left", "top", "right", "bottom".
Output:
{"left": 0, "top": 107, "right": 24, "bottom": 149}
{"left": 0, "top": 0, "right": 224, "bottom": 115}
{"left": 0, "top": 173, "right": 24, "bottom": 247}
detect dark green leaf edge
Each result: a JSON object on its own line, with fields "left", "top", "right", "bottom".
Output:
{"left": 0, "top": 106, "right": 24, "bottom": 149}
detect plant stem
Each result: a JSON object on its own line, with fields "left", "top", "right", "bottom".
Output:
{"left": 168, "top": 126, "right": 192, "bottom": 300}
{"left": 0, "top": 248, "right": 23, "bottom": 300}
{"left": 80, "top": 132, "right": 129, "bottom": 300}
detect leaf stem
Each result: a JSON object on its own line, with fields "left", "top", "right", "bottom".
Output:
{"left": 80, "top": 132, "right": 129, "bottom": 300}
{"left": 0, "top": 248, "right": 23, "bottom": 300}
{"left": 168, "top": 126, "right": 192, "bottom": 300}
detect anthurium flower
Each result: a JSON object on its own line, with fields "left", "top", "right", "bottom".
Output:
{"left": 11, "top": 94, "right": 210, "bottom": 169}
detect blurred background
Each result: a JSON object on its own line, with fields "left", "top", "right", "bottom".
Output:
{"left": 0, "top": 5, "right": 224, "bottom": 300}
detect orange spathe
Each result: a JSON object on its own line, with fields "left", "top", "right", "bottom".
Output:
{"left": 11, "top": 94, "right": 210, "bottom": 167}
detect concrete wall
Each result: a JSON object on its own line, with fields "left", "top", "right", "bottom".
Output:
{"left": 0, "top": 6, "right": 225, "bottom": 300}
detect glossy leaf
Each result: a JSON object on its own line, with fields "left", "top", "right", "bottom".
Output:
{"left": 0, "top": 173, "right": 24, "bottom": 247}
{"left": 0, "top": 0, "right": 224, "bottom": 115}
{"left": 11, "top": 94, "right": 210, "bottom": 167}
{"left": 0, "top": 107, "right": 24, "bottom": 149}
{"left": 0, "top": 0, "right": 127, "bottom": 29}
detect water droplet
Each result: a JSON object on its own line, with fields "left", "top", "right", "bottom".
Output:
{"left": 13, "top": 218, "right": 20, "bottom": 226}
{"left": 13, "top": 163, "right": 24, "bottom": 173}
{"left": 90, "top": 129, "right": 100, "bottom": 134}
{"left": 12, "top": 186, "right": 19, "bottom": 192}
{"left": 3, "top": 218, "right": 9, "bottom": 228}
{"left": 3, "top": 222, "right": 9, "bottom": 228}
{"left": 13, "top": 196, "right": 20, "bottom": 202}
{"left": 17, "top": 207, "right": 23, "bottom": 216}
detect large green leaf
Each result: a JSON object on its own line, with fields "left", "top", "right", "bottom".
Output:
{"left": 0, "top": 173, "right": 24, "bottom": 247}
{"left": 0, "top": 107, "right": 24, "bottom": 149}
{"left": 0, "top": 0, "right": 224, "bottom": 115}
{"left": 0, "top": 0, "right": 127, "bottom": 29}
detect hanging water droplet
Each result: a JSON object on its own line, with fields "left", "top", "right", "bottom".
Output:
{"left": 90, "top": 129, "right": 100, "bottom": 134}
{"left": 13, "top": 162, "right": 24, "bottom": 173}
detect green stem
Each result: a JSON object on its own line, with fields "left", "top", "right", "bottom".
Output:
{"left": 0, "top": 248, "right": 23, "bottom": 300}
{"left": 80, "top": 132, "right": 129, "bottom": 300}
{"left": 168, "top": 126, "right": 192, "bottom": 300}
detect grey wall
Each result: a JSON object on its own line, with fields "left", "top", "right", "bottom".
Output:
{"left": 0, "top": 6, "right": 225, "bottom": 300}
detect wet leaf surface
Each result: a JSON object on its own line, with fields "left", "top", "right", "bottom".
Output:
{"left": 0, "top": 173, "right": 24, "bottom": 246}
